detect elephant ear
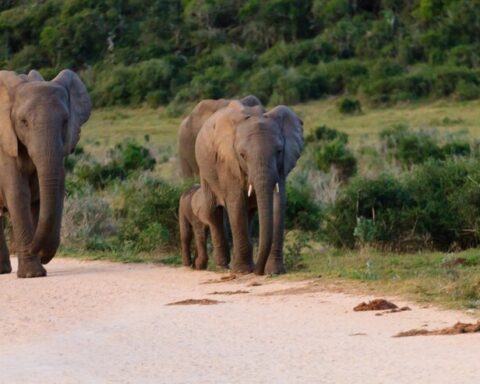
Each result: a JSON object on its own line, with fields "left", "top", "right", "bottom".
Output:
{"left": 0, "top": 71, "right": 24, "bottom": 157}
{"left": 267, "top": 105, "right": 304, "bottom": 174}
{"left": 240, "top": 95, "right": 262, "bottom": 107}
{"left": 52, "top": 69, "right": 91, "bottom": 155}
{"left": 190, "top": 99, "right": 230, "bottom": 135}
{"left": 27, "top": 70, "right": 44, "bottom": 81}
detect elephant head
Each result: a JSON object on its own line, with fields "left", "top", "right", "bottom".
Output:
{"left": 178, "top": 95, "right": 263, "bottom": 178}
{"left": 0, "top": 69, "right": 91, "bottom": 264}
{"left": 207, "top": 102, "right": 303, "bottom": 274}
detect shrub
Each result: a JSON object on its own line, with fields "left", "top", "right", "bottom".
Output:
{"left": 325, "top": 174, "right": 410, "bottom": 249}
{"left": 269, "top": 67, "right": 310, "bottom": 105}
{"left": 321, "top": 59, "right": 368, "bottom": 94}
{"left": 325, "top": 159, "right": 480, "bottom": 251}
{"left": 67, "top": 140, "right": 156, "bottom": 190}
{"left": 316, "top": 139, "right": 357, "bottom": 181}
{"left": 284, "top": 231, "right": 310, "bottom": 272}
{"left": 337, "top": 97, "right": 362, "bottom": 114}
{"left": 306, "top": 125, "right": 348, "bottom": 144}
{"left": 379, "top": 124, "right": 472, "bottom": 168}
{"left": 379, "top": 124, "right": 443, "bottom": 167}
{"left": 113, "top": 176, "right": 183, "bottom": 251}
{"left": 285, "top": 179, "right": 322, "bottom": 232}
{"left": 455, "top": 80, "right": 480, "bottom": 101}
{"left": 62, "top": 191, "right": 115, "bottom": 250}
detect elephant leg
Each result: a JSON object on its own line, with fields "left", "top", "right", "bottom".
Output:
{"left": 192, "top": 221, "right": 208, "bottom": 270}
{"left": 6, "top": 187, "right": 45, "bottom": 278}
{"left": 265, "top": 181, "right": 286, "bottom": 275}
{"left": 208, "top": 207, "right": 230, "bottom": 268}
{"left": 196, "top": 189, "right": 230, "bottom": 269}
{"left": 0, "top": 217, "right": 11, "bottom": 274}
{"left": 31, "top": 201, "right": 39, "bottom": 231}
{"left": 179, "top": 216, "right": 193, "bottom": 267}
{"left": 226, "top": 197, "right": 253, "bottom": 273}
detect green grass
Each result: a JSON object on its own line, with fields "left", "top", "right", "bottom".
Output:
{"left": 292, "top": 245, "right": 480, "bottom": 311}
{"left": 59, "top": 248, "right": 182, "bottom": 265}
{"left": 82, "top": 98, "right": 480, "bottom": 155}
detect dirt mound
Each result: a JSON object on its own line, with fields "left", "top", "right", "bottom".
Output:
{"left": 395, "top": 321, "right": 480, "bottom": 337}
{"left": 209, "top": 290, "right": 249, "bottom": 295}
{"left": 354, "top": 299, "right": 398, "bottom": 311}
{"left": 201, "top": 275, "right": 237, "bottom": 284}
{"left": 166, "top": 299, "right": 223, "bottom": 306}
{"left": 375, "top": 307, "right": 411, "bottom": 316}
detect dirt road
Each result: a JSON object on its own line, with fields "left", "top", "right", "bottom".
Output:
{"left": 1, "top": 258, "right": 479, "bottom": 384}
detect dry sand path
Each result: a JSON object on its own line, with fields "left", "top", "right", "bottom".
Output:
{"left": 0, "top": 257, "right": 479, "bottom": 384}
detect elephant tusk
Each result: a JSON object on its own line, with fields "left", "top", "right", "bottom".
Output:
{"left": 275, "top": 183, "right": 280, "bottom": 193}
{"left": 248, "top": 184, "right": 253, "bottom": 197}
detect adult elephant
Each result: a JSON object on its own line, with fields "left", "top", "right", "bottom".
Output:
{"left": 0, "top": 69, "right": 91, "bottom": 278}
{"left": 178, "top": 95, "right": 262, "bottom": 179}
{"left": 193, "top": 101, "right": 303, "bottom": 275}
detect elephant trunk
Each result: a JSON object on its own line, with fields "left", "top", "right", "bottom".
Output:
{"left": 268, "top": 178, "right": 286, "bottom": 274}
{"left": 30, "top": 146, "right": 65, "bottom": 264}
{"left": 253, "top": 171, "right": 275, "bottom": 275}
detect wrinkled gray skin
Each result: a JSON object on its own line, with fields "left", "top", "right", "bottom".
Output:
{"left": 194, "top": 102, "right": 303, "bottom": 275}
{"left": 179, "top": 185, "right": 229, "bottom": 270}
{"left": 0, "top": 69, "right": 91, "bottom": 278}
{"left": 178, "top": 95, "right": 262, "bottom": 179}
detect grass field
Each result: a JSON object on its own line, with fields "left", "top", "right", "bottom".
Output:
{"left": 82, "top": 97, "right": 480, "bottom": 151}
{"left": 75, "top": 97, "right": 480, "bottom": 312}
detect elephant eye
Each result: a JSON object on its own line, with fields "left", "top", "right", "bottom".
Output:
{"left": 240, "top": 152, "right": 246, "bottom": 160}
{"left": 21, "top": 118, "right": 28, "bottom": 127}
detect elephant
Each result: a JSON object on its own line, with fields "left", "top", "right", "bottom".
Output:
{"left": 178, "top": 95, "right": 263, "bottom": 179}
{"left": 193, "top": 101, "right": 304, "bottom": 275}
{"left": 0, "top": 69, "right": 91, "bottom": 278}
{"left": 179, "top": 185, "right": 229, "bottom": 270}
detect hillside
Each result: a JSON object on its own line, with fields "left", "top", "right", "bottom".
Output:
{"left": 2, "top": 0, "right": 480, "bottom": 109}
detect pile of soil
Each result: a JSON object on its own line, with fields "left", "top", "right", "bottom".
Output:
{"left": 201, "top": 275, "right": 237, "bottom": 284}
{"left": 395, "top": 321, "right": 480, "bottom": 337}
{"left": 376, "top": 307, "right": 411, "bottom": 316}
{"left": 354, "top": 299, "right": 398, "bottom": 311}
{"left": 209, "top": 290, "right": 249, "bottom": 295}
{"left": 166, "top": 299, "right": 223, "bottom": 306}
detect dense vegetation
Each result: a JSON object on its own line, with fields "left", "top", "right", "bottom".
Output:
{"left": 3, "top": 0, "right": 480, "bottom": 109}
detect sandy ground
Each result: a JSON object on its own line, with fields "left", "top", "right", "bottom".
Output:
{"left": 1, "top": 258, "right": 479, "bottom": 384}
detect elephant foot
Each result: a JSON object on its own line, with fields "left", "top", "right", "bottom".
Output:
{"left": 194, "top": 258, "right": 208, "bottom": 270}
{"left": 231, "top": 261, "right": 254, "bottom": 274}
{"left": 214, "top": 265, "right": 230, "bottom": 273}
{"left": 181, "top": 257, "right": 192, "bottom": 268}
{"left": 17, "top": 257, "right": 46, "bottom": 278}
{"left": 265, "top": 262, "right": 286, "bottom": 275}
{"left": 0, "top": 258, "right": 12, "bottom": 274}
{"left": 40, "top": 254, "right": 55, "bottom": 265}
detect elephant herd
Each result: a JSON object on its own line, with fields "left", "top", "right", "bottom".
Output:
{"left": 0, "top": 68, "right": 303, "bottom": 279}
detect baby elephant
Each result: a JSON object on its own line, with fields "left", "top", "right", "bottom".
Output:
{"left": 179, "top": 185, "right": 209, "bottom": 269}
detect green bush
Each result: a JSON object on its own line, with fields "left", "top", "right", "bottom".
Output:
{"left": 380, "top": 124, "right": 444, "bottom": 167}
{"left": 455, "top": 80, "right": 480, "bottom": 101}
{"left": 325, "top": 174, "right": 410, "bottom": 249}
{"left": 113, "top": 176, "right": 183, "bottom": 251}
{"left": 325, "top": 159, "right": 480, "bottom": 251}
{"left": 66, "top": 140, "right": 155, "bottom": 190}
{"left": 306, "top": 125, "right": 348, "bottom": 144}
{"left": 379, "top": 124, "right": 472, "bottom": 168}
{"left": 285, "top": 179, "right": 322, "bottom": 232}
{"left": 316, "top": 139, "right": 357, "bottom": 181}
{"left": 337, "top": 97, "right": 362, "bottom": 114}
